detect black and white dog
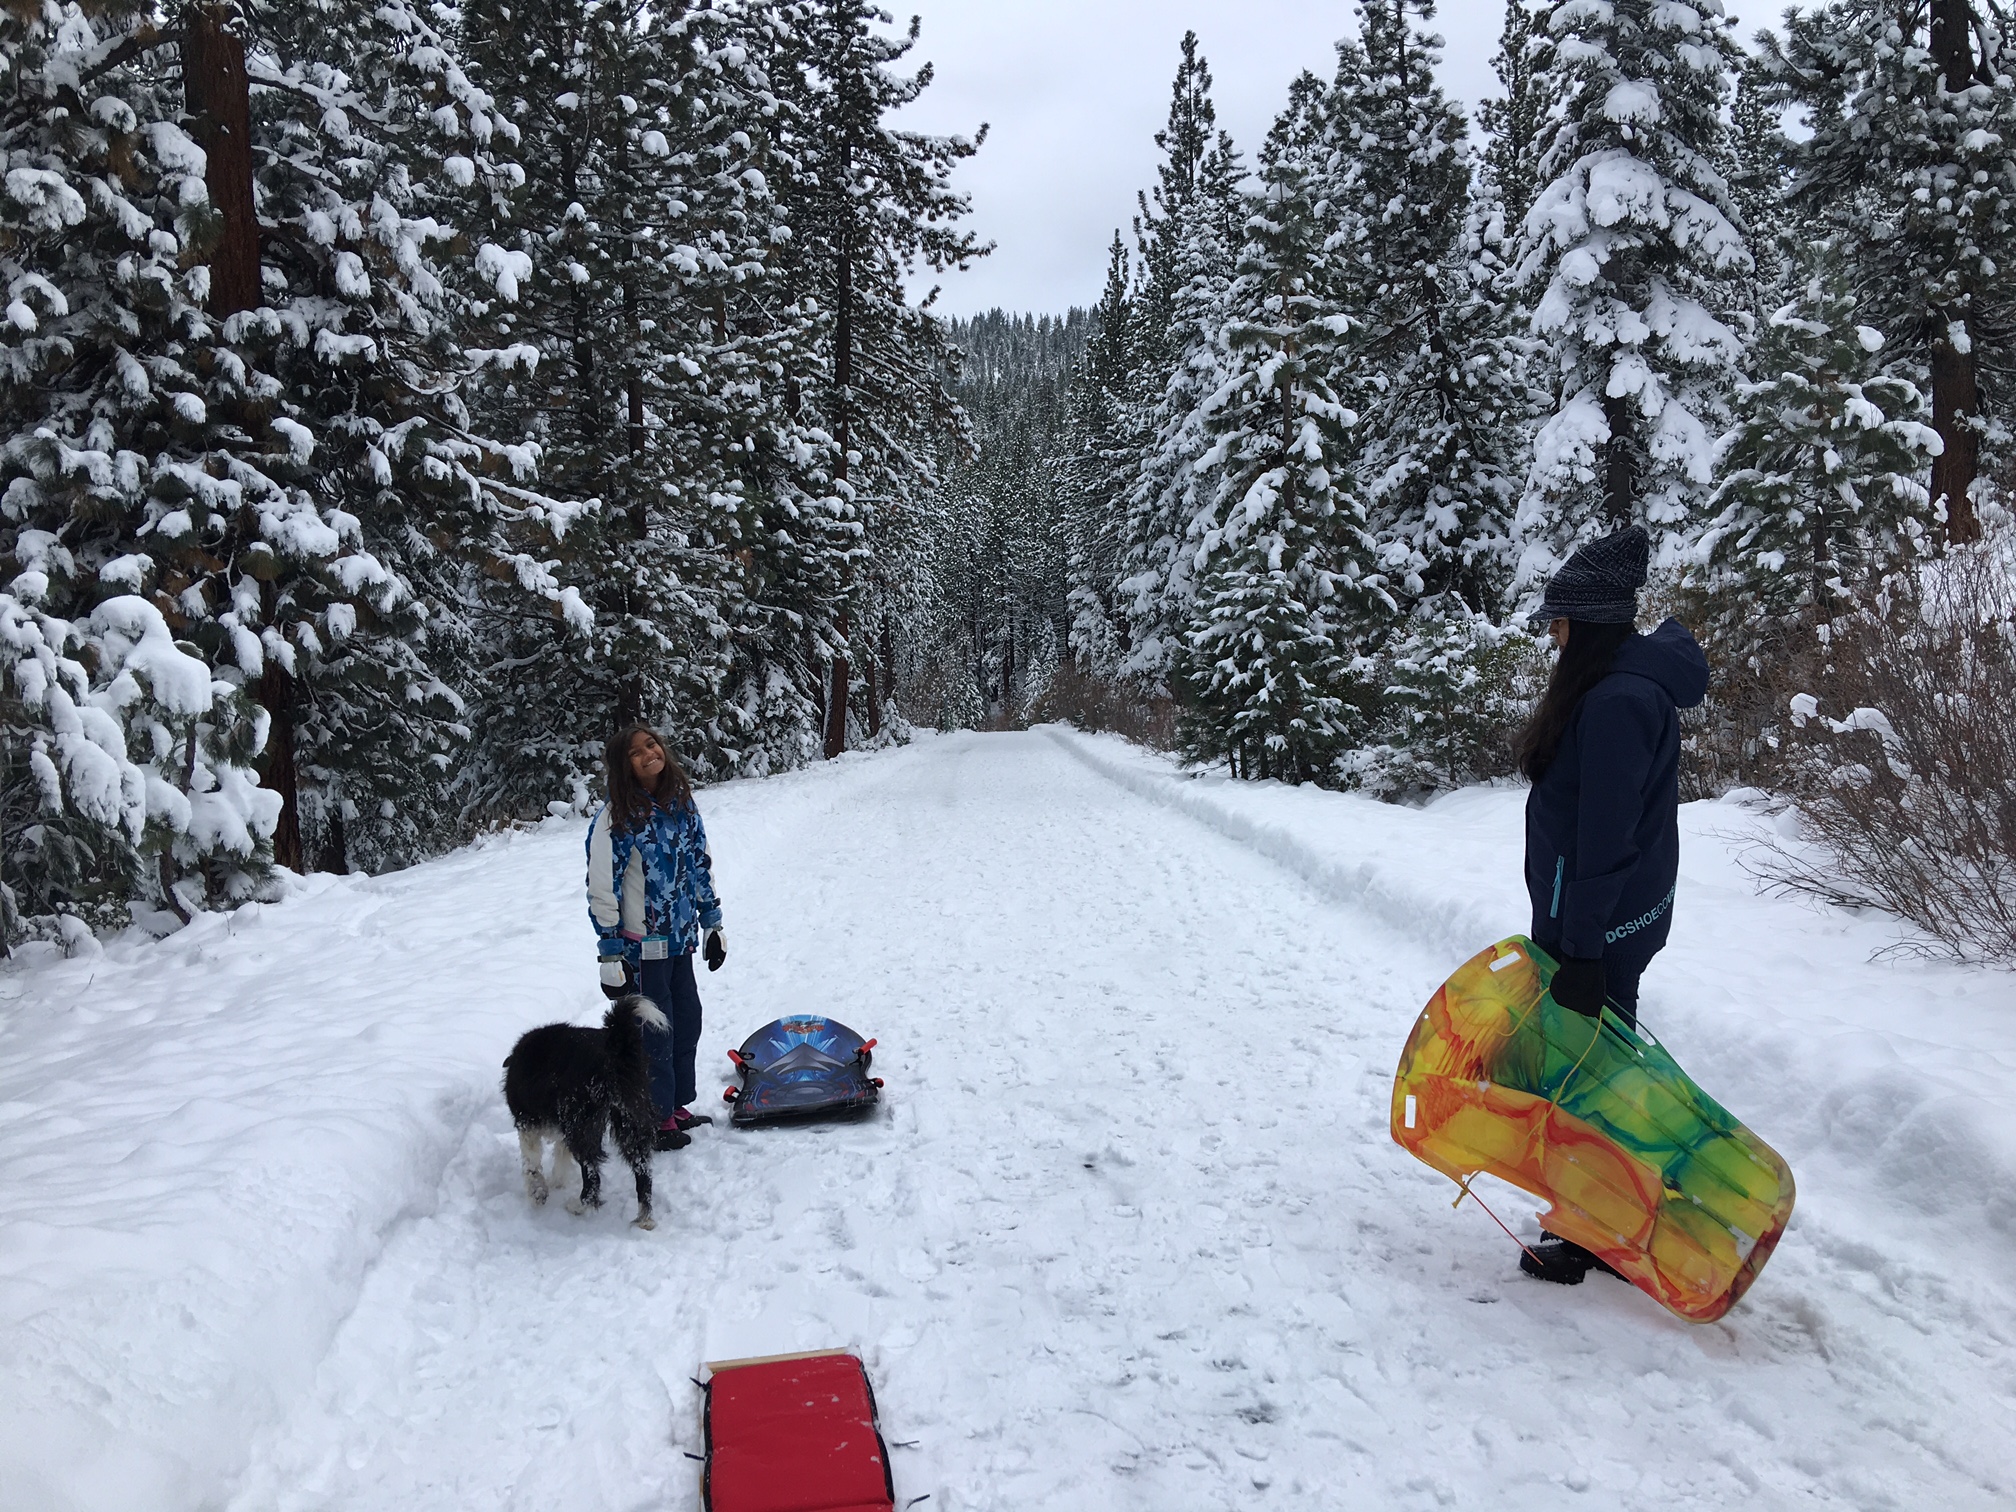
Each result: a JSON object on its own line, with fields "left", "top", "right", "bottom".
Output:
{"left": 503, "top": 994, "right": 665, "bottom": 1230}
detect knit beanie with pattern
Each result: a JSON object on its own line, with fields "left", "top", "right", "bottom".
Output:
{"left": 1531, "top": 524, "right": 1650, "bottom": 626}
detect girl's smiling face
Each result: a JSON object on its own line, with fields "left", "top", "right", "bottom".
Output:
{"left": 628, "top": 731, "right": 667, "bottom": 786}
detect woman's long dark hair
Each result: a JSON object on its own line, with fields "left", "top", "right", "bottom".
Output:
{"left": 604, "top": 724, "right": 694, "bottom": 831}
{"left": 1514, "top": 621, "right": 1635, "bottom": 780}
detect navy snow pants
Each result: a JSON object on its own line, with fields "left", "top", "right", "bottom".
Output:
{"left": 637, "top": 950, "right": 703, "bottom": 1116}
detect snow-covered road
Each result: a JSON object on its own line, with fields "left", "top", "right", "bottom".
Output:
{"left": 5, "top": 731, "right": 2013, "bottom": 1511}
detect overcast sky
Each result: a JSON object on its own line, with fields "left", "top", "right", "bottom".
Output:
{"left": 886, "top": 0, "right": 1764, "bottom": 317}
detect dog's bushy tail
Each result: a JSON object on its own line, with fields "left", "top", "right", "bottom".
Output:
{"left": 608, "top": 993, "right": 668, "bottom": 1035}
{"left": 604, "top": 994, "right": 666, "bottom": 1107}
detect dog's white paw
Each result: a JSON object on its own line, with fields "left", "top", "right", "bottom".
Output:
{"left": 565, "top": 1196, "right": 586, "bottom": 1216}
{"left": 525, "top": 1175, "right": 549, "bottom": 1205}
{"left": 633, "top": 1212, "right": 657, "bottom": 1231}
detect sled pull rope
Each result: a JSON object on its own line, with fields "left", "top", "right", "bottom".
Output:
{"left": 1452, "top": 1174, "right": 1547, "bottom": 1269}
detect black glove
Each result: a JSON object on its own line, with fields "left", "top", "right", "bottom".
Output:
{"left": 1550, "top": 956, "right": 1606, "bottom": 1017}
{"left": 703, "top": 927, "right": 726, "bottom": 972}
{"left": 598, "top": 941, "right": 635, "bottom": 1001}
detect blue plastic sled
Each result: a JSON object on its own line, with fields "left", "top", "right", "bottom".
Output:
{"left": 724, "top": 1016, "right": 882, "bottom": 1126}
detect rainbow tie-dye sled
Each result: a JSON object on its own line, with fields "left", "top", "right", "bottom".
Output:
{"left": 1391, "top": 936, "right": 1795, "bottom": 1323}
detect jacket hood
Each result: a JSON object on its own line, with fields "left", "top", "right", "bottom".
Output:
{"left": 1608, "top": 618, "right": 1709, "bottom": 710}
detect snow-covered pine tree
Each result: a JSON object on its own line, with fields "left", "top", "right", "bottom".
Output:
{"left": 1174, "top": 153, "right": 1370, "bottom": 782}
{"left": 1766, "top": 0, "right": 2016, "bottom": 544}
{"left": 1696, "top": 238, "right": 1941, "bottom": 651}
{"left": 1347, "top": 609, "right": 1538, "bottom": 793}
{"left": 1356, "top": 194, "right": 1544, "bottom": 793}
{"left": 1328, "top": 0, "right": 1527, "bottom": 620}
{"left": 1727, "top": 54, "right": 1792, "bottom": 299}
{"left": 1310, "top": 3, "right": 1538, "bottom": 791}
{"left": 138, "top": 0, "right": 587, "bottom": 876}
{"left": 456, "top": 0, "right": 832, "bottom": 805}
{"left": 1479, "top": 0, "right": 1550, "bottom": 228}
{"left": 762, "top": 1, "right": 987, "bottom": 756}
{"left": 1114, "top": 99, "right": 1246, "bottom": 684}
{"left": 1, "top": 1, "right": 289, "bottom": 935}
{"left": 1513, "top": 0, "right": 1750, "bottom": 595}
{"left": 1132, "top": 30, "right": 1225, "bottom": 384}
{"left": 1060, "top": 235, "right": 1140, "bottom": 676}
{"left": 0, "top": 573, "right": 138, "bottom": 947}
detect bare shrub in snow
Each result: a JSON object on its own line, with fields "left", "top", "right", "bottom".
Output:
{"left": 1761, "top": 539, "right": 2016, "bottom": 961}
{"left": 1028, "top": 666, "right": 1177, "bottom": 750}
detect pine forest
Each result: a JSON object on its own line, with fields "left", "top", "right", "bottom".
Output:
{"left": 6, "top": 0, "right": 2016, "bottom": 962}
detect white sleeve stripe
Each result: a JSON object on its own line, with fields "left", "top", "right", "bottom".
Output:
{"left": 587, "top": 810, "right": 622, "bottom": 930}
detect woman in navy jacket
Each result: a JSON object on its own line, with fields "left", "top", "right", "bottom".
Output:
{"left": 1512, "top": 525, "right": 1709, "bottom": 1283}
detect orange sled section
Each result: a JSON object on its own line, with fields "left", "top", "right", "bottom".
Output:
{"left": 702, "top": 1350, "right": 895, "bottom": 1512}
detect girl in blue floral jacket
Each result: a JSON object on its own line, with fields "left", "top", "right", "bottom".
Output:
{"left": 586, "top": 725, "right": 725, "bottom": 1149}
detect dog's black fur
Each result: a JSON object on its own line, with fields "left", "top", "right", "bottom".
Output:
{"left": 503, "top": 993, "right": 666, "bottom": 1229}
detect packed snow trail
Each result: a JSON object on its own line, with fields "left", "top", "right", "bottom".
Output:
{"left": 4, "top": 733, "right": 2012, "bottom": 1511}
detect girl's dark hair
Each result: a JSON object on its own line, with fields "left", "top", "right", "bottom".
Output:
{"left": 604, "top": 724, "right": 694, "bottom": 830}
{"left": 1514, "top": 620, "right": 1636, "bottom": 780}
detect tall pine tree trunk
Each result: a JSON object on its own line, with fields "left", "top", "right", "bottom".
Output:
{"left": 184, "top": 3, "right": 259, "bottom": 315}
{"left": 316, "top": 809, "right": 350, "bottom": 876}
{"left": 1810, "top": 496, "right": 1835, "bottom": 613}
{"left": 259, "top": 657, "right": 305, "bottom": 872}
{"left": 824, "top": 611, "right": 851, "bottom": 759}
{"left": 187, "top": 4, "right": 306, "bottom": 870}
{"left": 880, "top": 623, "right": 897, "bottom": 721}
{"left": 1929, "top": 1, "right": 1984, "bottom": 543}
{"left": 158, "top": 725, "right": 198, "bottom": 920}
{"left": 1601, "top": 392, "right": 1636, "bottom": 527}
{"left": 823, "top": 195, "right": 855, "bottom": 761}
{"left": 1001, "top": 620, "right": 1014, "bottom": 712}
{"left": 621, "top": 259, "right": 646, "bottom": 726}
{"left": 1930, "top": 313, "right": 1982, "bottom": 543}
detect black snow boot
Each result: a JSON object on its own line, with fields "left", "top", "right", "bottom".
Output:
{"left": 1518, "top": 1233, "right": 1622, "bottom": 1285}
{"left": 653, "top": 1125, "right": 692, "bottom": 1152}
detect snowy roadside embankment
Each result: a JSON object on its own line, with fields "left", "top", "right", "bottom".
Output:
{"left": 0, "top": 833, "right": 585, "bottom": 1512}
{"left": 1047, "top": 726, "right": 2016, "bottom": 1270}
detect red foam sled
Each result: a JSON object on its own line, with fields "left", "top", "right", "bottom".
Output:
{"left": 702, "top": 1350, "right": 895, "bottom": 1512}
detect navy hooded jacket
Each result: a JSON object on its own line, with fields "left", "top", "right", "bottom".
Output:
{"left": 1524, "top": 619, "right": 1710, "bottom": 966}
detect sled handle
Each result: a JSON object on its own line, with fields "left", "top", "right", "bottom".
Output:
{"left": 723, "top": 1087, "right": 738, "bottom": 1103}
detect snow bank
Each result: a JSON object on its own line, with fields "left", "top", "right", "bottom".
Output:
{"left": 0, "top": 830, "right": 601, "bottom": 1512}
{"left": 1045, "top": 726, "right": 2016, "bottom": 1260}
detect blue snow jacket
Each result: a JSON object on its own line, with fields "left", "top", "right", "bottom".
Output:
{"left": 1524, "top": 619, "right": 1710, "bottom": 967}
{"left": 585, "top": 798, "right": 723, "bottom": 956}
